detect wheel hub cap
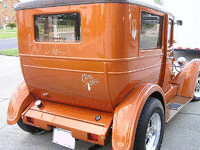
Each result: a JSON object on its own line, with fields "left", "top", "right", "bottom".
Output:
{"left": 145, "top": 113, "right": 161, "bottom": 150}
{"left": 194, "top": 77, "right": 200, "bottom": 98}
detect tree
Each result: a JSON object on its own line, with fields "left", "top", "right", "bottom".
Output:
{"left": 154, "top": 0, "right": 162, "bottom": 5}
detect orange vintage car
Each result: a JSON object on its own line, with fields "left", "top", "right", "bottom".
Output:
{"left": 7, "top": 0, "right": 200, "bottom": 150}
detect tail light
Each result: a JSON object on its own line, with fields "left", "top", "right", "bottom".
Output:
{"left": 88, "top": 133, "right": 98, "bottom": 142}
{"left": 27, "top": 117, "right": 34, "bottom": 124}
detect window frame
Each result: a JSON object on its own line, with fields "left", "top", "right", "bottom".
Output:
{"left": 167, "top": 18, "right": 174, "bottom": 48}
{"left": 139, "top": 6, "right": 165, "bottom": 57}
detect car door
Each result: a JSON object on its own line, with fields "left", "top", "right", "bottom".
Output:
{"left": 139, "top": 7, "right": 165, "bottom": 85}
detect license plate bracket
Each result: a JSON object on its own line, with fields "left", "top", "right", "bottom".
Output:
{"left": 52, "top": 128, "right": 75, "bottom": 149}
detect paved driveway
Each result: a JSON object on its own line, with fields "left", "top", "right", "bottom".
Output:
{"left": 0, "top": 38, "right": 18, "bottom": 51}
{"left": 1, "top": 54, "right": 200, "bottom": 150}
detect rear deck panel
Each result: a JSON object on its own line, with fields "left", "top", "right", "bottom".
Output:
{"left": 22, "top": 100, "right": 113, "bottom": 145}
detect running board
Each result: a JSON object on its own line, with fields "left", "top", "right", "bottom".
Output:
{"left": 166, "top": 103, "right": 183, "bottom": 111}
{"left": 165, "top": 96, "right": 192, "bottom": 123}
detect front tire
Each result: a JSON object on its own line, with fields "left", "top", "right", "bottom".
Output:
{"left": 133, "top": 97, "right": 164, "bottom": 150}
{"left": 192, "top": 72, "right": 200, "bottom": 101}
{"left": 17, "top": 117, "right": 42, "bottom": 134}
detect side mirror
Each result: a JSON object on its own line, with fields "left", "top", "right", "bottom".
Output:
{"left": 176, "top": 20, "right": 183, "bottom": 26}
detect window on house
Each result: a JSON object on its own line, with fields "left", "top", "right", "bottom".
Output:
{"left": 140, "top": 12, "right": 163, "bottom": 50}
{"left": 34, "top": 13, "right": 81, "bottom": 42}
{"left": 5, "top": 16, "right": 9, "bottom": 23}
{"left": 168, "top": 19, "right": 173, "bottom": 47}
{"left": 4, "top": 3, "right": 8, "bottom": 9}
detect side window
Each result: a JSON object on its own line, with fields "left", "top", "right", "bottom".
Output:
{"left": 5, "top": 16, "right": 9, "bottom": 23}
{"left": 140, "top": 12, "right": 163, "bottom": 50}
{"left": 35, "top": 13, "right": 81, "bottom": 42}
{"left": 4, "top": 2, "right": 7, "bottom": 9}
{"left": 167, "top": 19, "right": 173, "bottom": 47}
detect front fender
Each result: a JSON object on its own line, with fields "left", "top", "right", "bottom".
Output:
{"left": 112, "top": 82, "right": 165, "bottom": 150}
{"left": 171, "top": 59, "right": 200, "bottom": 97}
{"left": 7, "top": 81, "right": 36, "bottom": 125}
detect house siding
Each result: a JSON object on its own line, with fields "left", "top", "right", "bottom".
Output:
{"left": 0, "top": 0, "right": 19, "bottom": 28}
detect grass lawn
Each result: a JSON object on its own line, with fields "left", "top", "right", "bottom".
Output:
{"left": 0, "top": 49, "right": 19, "bottom": 56}
{"left": 0, "top": 27, "right": 17, "bottom": 32}
{"left": 0, "top": 27, "right": 17, "bottom": 39}
{"left": 0, "top": 32, "right": 17, "bottom": 39}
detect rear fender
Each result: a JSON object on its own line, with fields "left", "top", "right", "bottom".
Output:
{"left": 171, "top": 59, "right": 200, "bottom": 97}
{"left": 112, "top": 82, "right": 165, "bottom": 150}
{"left": 7, "top": 81, "right": 36, "bottom": 125}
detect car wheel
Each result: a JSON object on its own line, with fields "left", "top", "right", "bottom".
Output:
{"left": 17, "top": 117, "right": 42, "bottom": 134}
{"left": 192, "top": 72, "right": 200, "bottom": 102}
{"left": 133, "top": 97, "right": 164, "bottom": 150}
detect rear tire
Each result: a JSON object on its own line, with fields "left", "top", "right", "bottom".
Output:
{"left": 192, "top": 72, "right": 200, "bottom": 102}
{"left": 17, "top": 117, "right": 42, "bottom": 134}
{"left": 133, "top": 97, "right": 164, "bottom": 150}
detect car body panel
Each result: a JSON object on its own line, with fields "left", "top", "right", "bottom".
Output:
{"left": 7, "top": 1, "right": 200, "bottom": 149}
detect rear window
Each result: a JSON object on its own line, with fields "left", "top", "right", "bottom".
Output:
{"left": 140, "top": 12, "right": 163, "bottom": 50}
{"left": 35, "top": 13, "right": 81, "bottom": 42}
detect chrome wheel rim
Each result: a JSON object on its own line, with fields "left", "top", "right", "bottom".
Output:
{"left": 145, "top": 113, "right": 161, "bottom": 150}
{"left": 194, "top": 77, "right": 200, "bottom": 98}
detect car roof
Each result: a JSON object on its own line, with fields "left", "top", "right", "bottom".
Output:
{"left": 15, "top": 0, "right": 174, "bottom": 18}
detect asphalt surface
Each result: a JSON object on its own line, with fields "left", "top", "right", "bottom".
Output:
{"left": 1, "top": 51, "right": 200, "bottom": 150}
{"left": 0, "top": 38, "right": 18, "bottom": 51}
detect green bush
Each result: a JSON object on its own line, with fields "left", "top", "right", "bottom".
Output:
{"left": 7, "top": 23, "right": 16, "bottom": 29}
